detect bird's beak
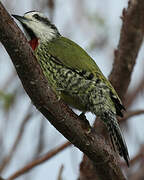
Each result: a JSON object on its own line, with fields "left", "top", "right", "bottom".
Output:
{"left": 12, "top": 14, "right": 28, "bottom": 23}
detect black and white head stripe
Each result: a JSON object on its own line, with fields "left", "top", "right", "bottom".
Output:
{"left": 13, "top": 11, "right": 61, "bottom": 42}
{"left": 32, "top": 13, "right": 59, "bottom": 32}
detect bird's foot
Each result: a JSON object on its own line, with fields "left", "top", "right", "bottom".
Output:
{"left": 79, "top": 112, "right": 91, "bottom": 134}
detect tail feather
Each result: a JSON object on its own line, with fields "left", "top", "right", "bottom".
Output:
{"left": 107, "top": 120, "right": 129, "bottom": 166}
{"left": 102, "top": 112, "right": 130, "bottom": 166}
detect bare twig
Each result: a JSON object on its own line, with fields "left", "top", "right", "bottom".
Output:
{"left": 7, "top": 141, "right": 71, "bottom": 180}
{"left": 47, "top": 0, "right": 55, "bottom": 20}
{"left": 123, "top": 146, "right": 144, "bottom": 180}
{"left": 130, "top": 166, "right": 144, "bottom": 180}
{"left": 47, "top": 0, "right": 55, "bottom": 10}
{"left": 126, "top": 76, "right": 144, "bottom": 108}
{"left": 57, "top": 165, "right": 64, "bottom": 180}
{"left": 0, "top": 104, "right": 33, "bottom": 173}
{"left": 34, "top": 118, "right": 46, "bottom": 156}
{"left": 120, "top": 110, "right": 144, "bottom": 122}
{"left": 121, "top": 145, "right": 144, "bottom": 167}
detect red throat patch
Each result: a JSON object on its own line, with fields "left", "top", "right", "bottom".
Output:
{"left": 29, "top": 38, "right": 39, "bottom": 50}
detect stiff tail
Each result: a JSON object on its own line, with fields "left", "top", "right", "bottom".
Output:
{"left": 102, "top": 112, "right": 130, "bottom": 166}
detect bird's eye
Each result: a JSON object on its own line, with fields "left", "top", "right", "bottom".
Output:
{"left": 33, "top": 14, "right": 39, "bottom": 19}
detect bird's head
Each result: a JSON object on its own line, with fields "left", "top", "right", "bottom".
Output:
{"left": 12, "top": 11, "right": 60, "bottom": 43}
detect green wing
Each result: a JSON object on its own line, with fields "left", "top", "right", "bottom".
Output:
{"left": 46, "top": 36, "right": 102, "bottom": 76}
{"left": 46, "top": 36, "right": 125, "bottom": 116}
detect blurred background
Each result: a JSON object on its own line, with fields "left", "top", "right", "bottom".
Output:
{"left": 0, "top": 0, "right": 144, "bottom": 179}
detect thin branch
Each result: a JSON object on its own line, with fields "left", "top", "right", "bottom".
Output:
{"left": 121, "top": 145, "right": 144, "bottom": 167}
{"left": 130, "top": 166, "right": 144, "bottom": 180}
{"left": 126, "top": 76, "right": 144, "bottom": 108}
{"left": 7, "top": 142, "right": 71, "bottom": 180}
{"left": 34, "top": 117, "right": 46, "bottom": 157}
{"left": 47, "top": 0, "right": 55, "bottom": 20}
{"left": 123, "top": 146, "right": 144, "bottom": 180}
{"left": 0, "top": 104, "right": 33, "bottom": 173}
{"left": 57, "top": 165, "right": 64, "bottom": 180}
{"left": 120, "top": 110, "right": 144, "bottom": 122}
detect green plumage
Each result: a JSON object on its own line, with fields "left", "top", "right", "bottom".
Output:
{"left": 35, "top": 37, "right": 121, "bottom": 113}
{"left": 12, "top": 11, "right": 129, "bottom": 166}
{"left": 35, "top": 37, "right": 129, "bottom": 165}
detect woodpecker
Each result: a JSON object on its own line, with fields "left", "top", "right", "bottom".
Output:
{"left": 12, "top": 11, "right": 129, "bottom": 166}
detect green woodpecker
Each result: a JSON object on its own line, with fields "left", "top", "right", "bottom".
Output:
{"left": 12, "top": 11, "right": 129, "bottom": 166}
